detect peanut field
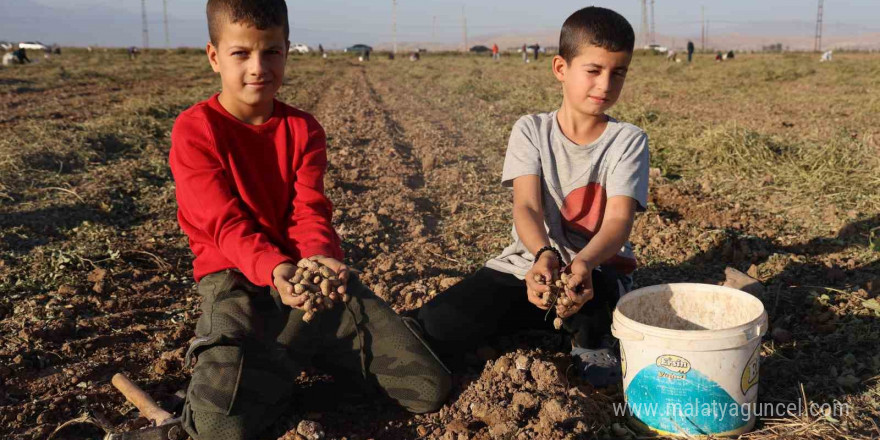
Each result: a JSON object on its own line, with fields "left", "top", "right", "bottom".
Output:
{"left": 1, "top": 49, "right": 878, "bottom": 439}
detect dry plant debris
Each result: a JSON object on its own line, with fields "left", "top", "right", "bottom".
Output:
{"left": 534, "top": 273, "right": 578, "bottom": 330}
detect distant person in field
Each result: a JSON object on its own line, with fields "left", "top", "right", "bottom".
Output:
{"left": 12, "top": 48, "right": 31, "bottom": 64}
{"left": 318, "top": 43, "right": 324, "bottom": 57}
{"left": 492, "top": 43, "right": 499, "bottom": 61}
{"left": 715, "top": 51, "right": 723, "bottom": 62}
{"left": 522, "top": 43, "right": 528, "bottom": 62}
{"left": 168, "top": 0, "right": 450, "bottom": 438}
{"left": 687, "top": 40, "right": 694, "bottom": 63}
{"left": 127, "top": 46, "right": 139, "bottom": 60}
{"left": 820, "top": 49, "right": 833, "bottom": 62}
{"left": 726, "top": 50, "right": 735, "bottom": 60}
{"left": 415, "top": 6, "right": 649, "bottom": 389}
{"left": 533, "top": 42, "right": 540, "bottom": 61}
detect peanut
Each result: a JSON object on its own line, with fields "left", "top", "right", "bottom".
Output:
{"left": 534, "top": 271, "right": 580, "bottom": 327}
{"left": 289, "top": 259, "right": 349, "bottom": 322}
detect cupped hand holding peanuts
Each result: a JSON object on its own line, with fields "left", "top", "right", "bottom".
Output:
{"left": 555, "top": 258, "right": 595, "bottom": 318}
{"left": 272, "top": 262, "right": 307, "bottom": 308}
{"left": 307, "top": 255, "right": 350, "bottom": 293}
{"left": 273, "top": 256, "right": 350, "bottom": 321}
{"left": 525, "top": 251, "right": 560, "bottom": 310}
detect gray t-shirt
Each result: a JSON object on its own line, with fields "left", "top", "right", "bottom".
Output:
{"left": 485, "top": 111, "right": 650, "bottom": 279}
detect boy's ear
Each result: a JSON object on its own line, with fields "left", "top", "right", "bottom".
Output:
{"left": 206, "top": 42, "right": 221, "bottom": 73}
{"left": 552, "top": 55, "right": 567, "bottom": 82}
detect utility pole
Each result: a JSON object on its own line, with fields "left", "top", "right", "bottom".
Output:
{"left": 461, "top": 5, "right": 468, "bottom": 52}
{"left": 706, "top": 20, "right": 709, "bottom": 50}
{"left": 392, "top": 0, "right": 398, "bottom": 54}
{"left": 650, "top": 0, "right": 656, "bottom": 45}
{"left": 814, "top": 0, "right": 824, "bottom": 52}
{"left": 639, "top": 0, "right": 648, "bottom": 48}
{"left": 141, "top": 0, "right": 149, "bottom": 48}
{"left": 163, "top": 0, "right": 170, "bottom": 49}
{"left": 700, "top": 5, "right": 705, "bottom": 51}
{"left": 432, "top": 15, "right": 436, "bottom": 42}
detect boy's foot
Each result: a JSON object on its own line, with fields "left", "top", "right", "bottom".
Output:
{"left": 570, "top": 336, "right": 622, "bottom": 388}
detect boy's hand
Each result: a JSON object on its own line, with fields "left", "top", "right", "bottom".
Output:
{"left": 556, "top": 258, "right": 595, "bottom": 318}
{"left": 525, "top": 251, "right": 560, "bottom": 310}
{"left": 272, "top": 262, "right": 307, "bottom": 308}
{"left": 306, "top": 255, "right": 349, "bottom": 295}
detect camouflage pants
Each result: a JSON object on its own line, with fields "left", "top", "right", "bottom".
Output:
{"left": 182, "top": 269, "right": 451, "bottom": 440}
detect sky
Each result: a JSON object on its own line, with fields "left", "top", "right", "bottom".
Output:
{"left": 3, "top": 0, "right": 880, "bottom": 49}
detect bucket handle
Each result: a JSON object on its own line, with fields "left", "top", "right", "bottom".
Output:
{"left": 611, "top": 322, "right": 644, "bottom": 341}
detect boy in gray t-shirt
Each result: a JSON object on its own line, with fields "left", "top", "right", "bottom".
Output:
{"left": 415, "top": 6, "right": 648, "bottom": 388}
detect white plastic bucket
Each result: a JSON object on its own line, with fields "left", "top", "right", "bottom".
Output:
{"left": 611, "top": 283, "right": 768, "bottom": 437}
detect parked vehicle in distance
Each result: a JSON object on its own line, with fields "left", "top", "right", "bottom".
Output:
{"left": 469, "top": 45, "right": 491, "bottom": 53}
{"left": 646, "top": 44, "right": 668, "bottom": 53}
{"left": 18, "top": 41, "right": 48, "bottom": 51}
{"left": 344, "top": 44, "right": 373, "bottom": 53}
{"left": 0, "top": 41, "right": 13, "bottom": 50}
{"left": 289, "top": 43, "right": 310, "bottom": 54}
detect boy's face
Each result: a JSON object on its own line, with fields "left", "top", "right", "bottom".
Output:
{"left": 552, "top": 45, "right": 632, "bottom": 117}
{"left": 206, "top": 17, "right": 289, "bottom": 120}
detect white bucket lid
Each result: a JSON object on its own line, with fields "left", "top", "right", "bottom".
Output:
{"left": 612, "top": 283, "right": 768, "bottom": 352}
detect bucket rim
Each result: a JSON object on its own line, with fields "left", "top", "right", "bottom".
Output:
{"left": 613, "top": 283, "right": 767, "bottom": 342}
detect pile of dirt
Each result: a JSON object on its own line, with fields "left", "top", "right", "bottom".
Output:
{"left": 414, "top": 350, "right": 613, "bottom": 439}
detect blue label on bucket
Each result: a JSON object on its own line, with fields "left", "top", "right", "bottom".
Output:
{"left": 626, "top": 357, "right": 748, "bottom": 435}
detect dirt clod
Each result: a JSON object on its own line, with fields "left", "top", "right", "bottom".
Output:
{"left": 296, "top": 420, "right": 324, "bottom": 440}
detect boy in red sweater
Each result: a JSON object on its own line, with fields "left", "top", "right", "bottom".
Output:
{"left": 169, "top": 1, "right": 450, "bottom": 438}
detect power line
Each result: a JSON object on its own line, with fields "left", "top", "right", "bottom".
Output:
{"left": 814, "top": 0, "right": 824, "bottom": 52}
{"left": 639, "top": 0, "right": 648, "bottom": 48}
{"left": 461, "top": 5, "right": 467, "bottom": 52}
{"left": 701, "top": 5, "right": 705, "bottom": 51}
{"left": 392, "top": 0, "right": 397, "bottom": 54}
{"left": 432, "top": 15, "right": 436, "bottom": 42}
{"left": 141, "top": 0, "right": 149, "bottom": 48}
{"left": 163, "top": 0, "right": 169, "bottom": 49}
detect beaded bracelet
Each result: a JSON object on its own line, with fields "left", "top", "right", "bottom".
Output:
{"left": 534, "top": 245, "right": 562, "bottom": 264}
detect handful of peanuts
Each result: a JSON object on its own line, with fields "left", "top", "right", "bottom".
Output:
{"left": 289, "top": 259, "right": 349, "bottom": 323}
{"left": 533, "top": 272, "right": 579, "bottom": 330}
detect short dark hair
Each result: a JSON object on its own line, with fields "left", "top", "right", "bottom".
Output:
{"left": 558, "top": 7, "right": 635, "bottom": 63}
{"left": 207, "top": 0, "right": 289, "bottom": 45}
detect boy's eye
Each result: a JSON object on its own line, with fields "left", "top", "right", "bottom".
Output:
{"left": 614, "top": 71, "right": 627, "bottom": 77}
{"left": 587, "top": 70, "right": 600, "bottom": 74}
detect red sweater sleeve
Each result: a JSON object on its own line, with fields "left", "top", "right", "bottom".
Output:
{"left": 170, "top": 114, "right": 291, "bottom": 287}
{"left": 286, "top": 118, "right": 343, "bottom": 260}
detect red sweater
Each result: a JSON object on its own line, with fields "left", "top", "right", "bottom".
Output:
{"left": 169, "top": 94, "right": 342, "bottom": 287}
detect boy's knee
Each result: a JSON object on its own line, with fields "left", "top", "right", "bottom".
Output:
{"left": 371, "top": 317, "right": 453, "bottom": 413}
{"left": 186, "top": 404, "right": 278, "bottom": 440}
{"left": 189, "top": 408, "right": 248, "bottom": 440}
{"left": 394, "top": 367, "right": 452, "bottom": 414}
{"left": 184, "top": 339, "right": 296, "bottom": 439}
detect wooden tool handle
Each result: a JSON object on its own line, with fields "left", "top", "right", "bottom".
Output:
{"left": 111, "top": 373, "right": 173, "bottom": 425}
